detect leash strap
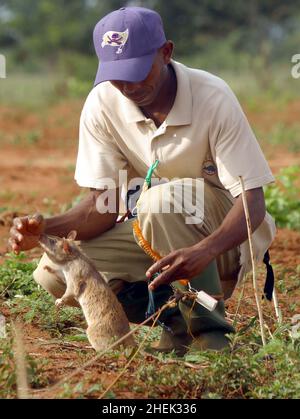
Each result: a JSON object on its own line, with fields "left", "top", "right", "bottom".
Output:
{"left": 146, "top": 273, "right": 173, "bottom": 334}
{"left": 263, "top": 250, "right": 275, "bottom": 301}
{"left": 142, "top": 160, "right": 173, "bottom": 333}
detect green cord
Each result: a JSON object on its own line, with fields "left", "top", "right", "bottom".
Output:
{"left": 143, "top": 160, "right": 173, "bottom": 332}
{"left": 145, "top": 160, "right": 159, "bottom": 188}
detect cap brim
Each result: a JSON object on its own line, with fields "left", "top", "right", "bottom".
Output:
{"left": 94, "top": 50, "right": 156, "bottom": 86}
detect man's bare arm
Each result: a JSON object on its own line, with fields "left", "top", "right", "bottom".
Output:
{"left": 45, "top": 189, "right": 119, "bottom": 240}
{"left": 9, "top": 188, "right": 119, "bottom": 253}
{"left": 200, "top": 187, "right": 266, "bottom": 259}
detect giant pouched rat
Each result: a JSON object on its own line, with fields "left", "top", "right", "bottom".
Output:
{"left": 39, "top": 231, "right": 136, "bottom": 350}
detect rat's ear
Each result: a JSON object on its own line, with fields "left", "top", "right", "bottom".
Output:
{"left": 67, "top": 230, "right": 77, "bottom": 241}
{"left": 62, "top": 238, "right": 72, "bottom": 254}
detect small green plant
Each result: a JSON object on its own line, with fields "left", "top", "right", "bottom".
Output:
{"left": 0, "top": 253, "right": 37, "bottom": 298}
{"left": 265, "top": 165, "right": 300, "bottom": 231}
{"left": 25, "top": 130, "right": 41, "bottom": 145}
{"left": 57, "top": 381, "right": 104, "bottom": 399}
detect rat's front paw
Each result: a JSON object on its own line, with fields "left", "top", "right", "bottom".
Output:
{"left": 55, "top": 298, "right": 64, "bottom": 308}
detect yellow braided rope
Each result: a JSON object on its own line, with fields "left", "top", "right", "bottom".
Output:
{"left": 132, "top": 219, "right": 189, "bottom": 286}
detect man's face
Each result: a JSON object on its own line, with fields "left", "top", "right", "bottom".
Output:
{"left": 110, "top": 43, "right": 172, "bottom": 107}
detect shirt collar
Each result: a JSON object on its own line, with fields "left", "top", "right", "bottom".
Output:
{"left": 121, "top": 60, "right": 193, "bottom": 126}
{"left": 165, "top": 60, "right": 193, "bottom": 127}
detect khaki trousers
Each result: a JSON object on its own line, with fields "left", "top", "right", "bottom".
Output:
{"left": 33, "top": 179, "right": 240, "bottom": 335}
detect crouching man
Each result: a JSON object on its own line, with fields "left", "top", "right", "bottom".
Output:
{"left": 9, "top": 6, "right": 276, "bottom": 355}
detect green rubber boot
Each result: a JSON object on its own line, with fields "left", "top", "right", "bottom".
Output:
{"left": 151, "top": 260, "right": 234, "bottom": 356}
{"left": 174, "top": 259, "right": 234, "bottom": 352}
{"left": 150, "top": 311, "right": 192, "bottom": 356}
{"left": 116, "top": 281, "right": 191, "bottom": 355}
{"left": 117, "top": 261, "right": 234, "bottom": 355}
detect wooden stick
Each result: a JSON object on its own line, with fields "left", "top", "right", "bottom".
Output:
{"left": 239, "top": 176, "right": 267, "bottom": 346}
{"left": 272, "top": 287, "right": 282, "bottom": 324}
{"left": 233, "top": 282, "right": 246, "bottom": 329}
{"left": 0, "top": 277, "right": 17, "bottom": 298}
{"left": 12, "top": 320, "right": 30, "bottom": 399}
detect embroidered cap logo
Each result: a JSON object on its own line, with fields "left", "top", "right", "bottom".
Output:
{"left": 101, "top": 29, "right": 129, "bottom": 54}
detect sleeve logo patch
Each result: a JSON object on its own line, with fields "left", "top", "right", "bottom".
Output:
{"left": 101, "top": 29, "right": 129, "bottom": 54}
{"left": 203, "top": 160, "right": 217, "bottom": 176}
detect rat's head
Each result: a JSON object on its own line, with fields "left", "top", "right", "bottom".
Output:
{"left": 39, "top": 231, "right": 80, "bottom": 265}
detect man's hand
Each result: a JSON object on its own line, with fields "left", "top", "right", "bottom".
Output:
{"left": 146, "top": 244, "right": 213, "bottom": 291}
{"left": 8, "top": 214, "right": 45, "bottom": 254}
{"left": 8, "top": 189, "right": 120, "bottom": 255}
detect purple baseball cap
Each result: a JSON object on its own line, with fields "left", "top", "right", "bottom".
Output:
{"left": 93, "top": 7, "right": 167, "bottom": 86}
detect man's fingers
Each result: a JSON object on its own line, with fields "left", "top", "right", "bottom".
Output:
{"left": 13, "top": 217, "right": 25, "bottom": 231}
{"left": 9, "top": 226, "right": 23, "bottom": 243}
{"left": 148, "top": 272, "right": 170, "bottom": 290}
{"left": 146, "top": 256, "right": 173, "bottom": 278}
{"left": 28, "top": 213, "right": 43, "bottom": 225}
{"left": 8, "top": 238, "right": 20, "bottom": 254}
{"left": 146, "top": 262, "right": 161, "bottom": 278}
{"left": 12, "top": 214, "right": 43, "bottom": 236}
{"left": 148, "top": 264, "right": 179, "bottom": 291}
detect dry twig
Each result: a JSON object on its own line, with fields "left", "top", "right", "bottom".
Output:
{"left": 239, "top": 176, "right": 267, "bottom": 346}
{"left": 12, "top": 320, "right": 30, "bottom": 399}
{"left": 272, "top": 287, "right": 282, "bottom": 324}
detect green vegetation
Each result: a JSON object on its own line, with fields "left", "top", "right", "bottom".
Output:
{"left": 265, "top": 165, "right": 300, "bottom": 231}
{"left": 0, "top": 73, "right": 63, "bottom": 108}
{"left": 1, "top": 62, "right": 298, "bottom": 110}
{"left": 49, "top": 329, "right": 300, "bottom": 399}
{"left": 141, "top": 334, "right": 300, "bottom": 399}
{"left": 0, "top": 253, "right": 299, "bottom": 398}
{"left": 1, "top": 1, "right": 299, "bottom": 62}
{"left": 1, "top": 1, "right": 299, "bottom": 108}
{"left": 0, "top": 257, "right": 49, "bottom": 398}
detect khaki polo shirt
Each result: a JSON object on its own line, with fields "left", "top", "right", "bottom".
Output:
{"left": 75, "top": 60, "right": 274, "bottom": 197}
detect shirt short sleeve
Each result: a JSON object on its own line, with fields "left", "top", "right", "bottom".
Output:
{"left": 209, "top": 85, "right": 275, "bottom": 197}
{"left": 74, "top": 91, "right": 128, "bottom": 190}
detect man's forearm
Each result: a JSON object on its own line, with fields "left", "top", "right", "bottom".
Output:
{"left": 44, "top": 190, "right": 119, "bottom": 240}
{"left": 196, "top": 187, "right": 266, "bottom": 259}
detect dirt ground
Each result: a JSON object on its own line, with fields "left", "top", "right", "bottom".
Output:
{"left": 0, "top": 99, "right": 299, "bottom": 398}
